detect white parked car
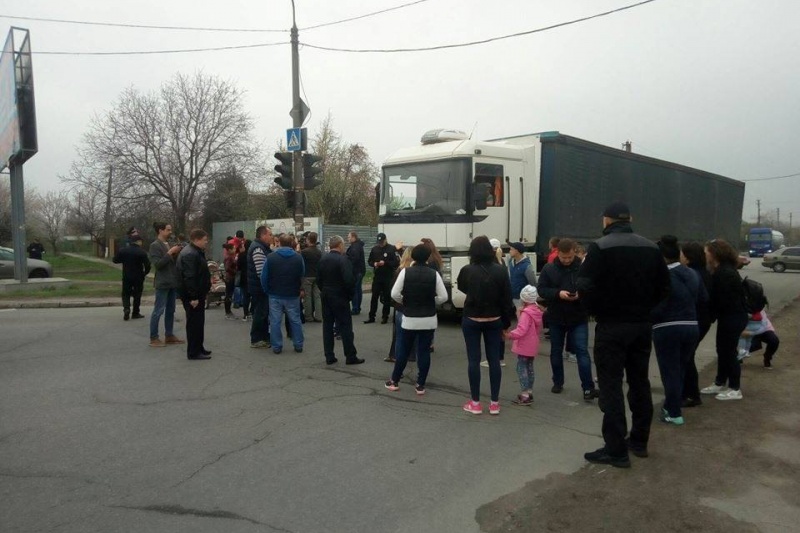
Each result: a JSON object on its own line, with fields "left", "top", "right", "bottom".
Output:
{"left": 0, "top": 246, "right": 53, "bottom": 279}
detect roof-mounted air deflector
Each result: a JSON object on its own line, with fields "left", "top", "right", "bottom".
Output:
{"left": 421, "top": 129, "right": 469, "bottom": 145}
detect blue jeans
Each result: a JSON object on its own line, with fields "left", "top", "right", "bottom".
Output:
{"left": 149, "top": 288, "right": 176, "bottom": 339}
{"left": 516, "top": 356, "right": 535, "bottom": 392}
{"left": 462, "top": 317, "right": 503, "bottom": 402}
{"left": 549, "top": 322, "right": 595, "bottom": 391}
{"left": 654, "top": 325, "right": 698, "bottom": 418}
{"left": 351, "top": 272, "right": 364, "bottom": 313}
{"left": 392, "top": 328, "right": 434, "bottom": 387}
{"left": 269, "top": 297, "right": 304, "bottom": 351}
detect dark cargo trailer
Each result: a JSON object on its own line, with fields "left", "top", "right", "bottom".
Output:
{"left": 534, "top": 133, "right": 745, "bottom": 260}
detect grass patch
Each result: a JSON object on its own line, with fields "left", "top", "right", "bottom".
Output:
{"left": 49, "top": 254, "right": 124, "bottom": 282}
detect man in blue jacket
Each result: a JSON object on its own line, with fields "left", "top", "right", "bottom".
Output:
{"left": 261, "top": 233, "right": 305, "bottom": 354}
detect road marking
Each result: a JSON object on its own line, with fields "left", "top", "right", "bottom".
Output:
{"left": 0, "top": 309, "right": 17, "bottom": 313}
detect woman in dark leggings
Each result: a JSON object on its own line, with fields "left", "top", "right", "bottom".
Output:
{"left": 680, "top": 241, "right": 712, "bottom": 406}
{"left": 700, "top": 239, "right": 748, "bottom": 401}
{"left": 457, "top": 236, "right": 514, "bottom": 415}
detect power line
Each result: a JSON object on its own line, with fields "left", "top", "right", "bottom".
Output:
{"left": 0, "top": 1, "right": 433, "bottom": 34}
{"left": 303, "top": 0, "right": 431, "bottom": 31}
{"left": 0, "top": 14, "right": 287, "bottom": 33}
{"left": 743, "top": 172, "right": 800, "bottom": 183}
{"left": 32, "top": 41, "right": 288, "bottom": 56}
{"left": 300, "top": 0, "right": 659, "bottom": 53}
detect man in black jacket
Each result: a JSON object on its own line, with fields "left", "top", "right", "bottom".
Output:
{"left": 577, "top": 202, "right": 670, "bottom": 468}
{"left": 113, "top": 231, "right": 151, "bottom": 321}
{"left": 346, "top": 231, "right": 366, "bottom": 315}
{"left": 176, "top": 229, "right": 212, "bottom": 360}
{"left": 537, "top": 238, "right": 598, "bottom": 401}
{"left": 317, "top": 235, "right": 364, "bottom": 365}
{"left": 365, "top": 233, "right": 399, "bottom": 324}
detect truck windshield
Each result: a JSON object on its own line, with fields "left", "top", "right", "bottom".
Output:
{"left": 381, "top": 159, "right": 470, "bottom": 216}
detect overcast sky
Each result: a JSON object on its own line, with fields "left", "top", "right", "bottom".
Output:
{"left": 5, "top": 0, "right": 800, "bottom": 223}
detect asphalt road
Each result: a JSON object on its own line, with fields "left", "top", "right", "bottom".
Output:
{"left": 1, "top": 263, "right": 798, "bottom": 533}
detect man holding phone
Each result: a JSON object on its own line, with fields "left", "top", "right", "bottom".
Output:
{"left": 148, "top": 222, "right": 185, "bottom": 347}
{"left": 537, "top": 238, "right": 598, "bottom": 402}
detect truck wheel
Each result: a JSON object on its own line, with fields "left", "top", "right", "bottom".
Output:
{"left": 773, "top": 262, "right": 786, "bottom": 273}
{"left": 29, "top": 269, "right": 49, "bottom": 278}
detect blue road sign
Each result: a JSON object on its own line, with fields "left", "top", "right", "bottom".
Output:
{"left": 287, "top": 128, "right": 302, "bottom": 152}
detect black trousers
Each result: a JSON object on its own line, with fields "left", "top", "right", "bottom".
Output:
{"left": 715, "top": 314, "right": 748, "bottom": 390}
{"left": 224, "top": 280, "right": 235, "bottom": 314}
{"left": 183, "top": 297, "right": 207, "bottom": 358}
{"left": 322, "top": 294, "right": 357, "bottom": 362}
{"left": 122, "top": 276, "right": 144, "bottom": 314}
{"left": 368, "top": 276, "right": 392, "bottom": 320}
{"left": 750, "top": 330, "right": 780, "bottom": 364}
{"left": 683, "top": 321, "right": 711, "bottom": 400}
{"left": 594, "top": 322, "right": 654, "bottom": 457}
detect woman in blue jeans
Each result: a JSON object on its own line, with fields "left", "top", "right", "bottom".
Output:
{"left": 456, "top": 236, "right": 514, "bottom": 415}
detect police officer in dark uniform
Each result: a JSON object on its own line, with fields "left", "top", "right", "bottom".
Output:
{"left": 365, "top": 233, "right": 399, "bottom": 324}
{"left": 112, "top": 231, "right": 151, "bottom": 321}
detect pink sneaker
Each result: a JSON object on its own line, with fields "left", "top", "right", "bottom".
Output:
{"left": 462, "top": 400, "right": 482, "bottom": 415}
{"left": 384, "top": 380, "right": 399, "bottom": 392}
{"left": 489, "top": 401, "right": 500, "bottom": 415}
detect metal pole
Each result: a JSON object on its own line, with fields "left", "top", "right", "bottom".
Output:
{"left": 290, "top": 4, "right": 304, "bottom": 235}
{"left": 9, "top": 163, "right": 28, "bottom": 282}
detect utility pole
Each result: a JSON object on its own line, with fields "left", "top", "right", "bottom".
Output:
{"left": 790, "top": 212, "right": 793, "bottom": 233}
{"left": 777, "top": 207, "right": 781, "bottom": 228}
{"left": 289, "top": 1, "right": 304, "bottom": 235}
{"left": 103, "top": 166, "right": 113, "bottom": 258}
{"left": 756, "top": 199, "right": 761, "bottom": 225}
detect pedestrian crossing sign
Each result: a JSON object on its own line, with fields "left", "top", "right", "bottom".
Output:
{"left": 287, "top": 128, "right": 302, "bottom": 152}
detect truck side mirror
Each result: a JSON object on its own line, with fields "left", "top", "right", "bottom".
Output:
{"left": 473, "top": 182, "right": 490, "bottom": 210}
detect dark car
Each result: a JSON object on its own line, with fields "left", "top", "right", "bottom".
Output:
{"left": 761, "top": 246, "right": 800, "bottom": 273}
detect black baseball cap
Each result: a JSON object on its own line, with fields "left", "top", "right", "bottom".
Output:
{"left": 602, "top": 201, "right": 631, "bottom": 220}
{"left": 376, "top": 233, "right": 387, "bottom": 241}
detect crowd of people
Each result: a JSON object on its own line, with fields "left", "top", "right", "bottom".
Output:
{"left": 109, "top": 201, "right": 781, "bottom": 468}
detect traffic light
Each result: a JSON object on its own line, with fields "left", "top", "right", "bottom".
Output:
{"left": 302, "top": 153, "right": 323, "bottom": 190}
{"left": 274, "top": 151, "right": 293, "bottom": 190}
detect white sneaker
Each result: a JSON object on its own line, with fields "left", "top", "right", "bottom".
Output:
{"left": 716, "top": 389, "right": 743, "bottom": 401}
{"left": 565, "top": 352, "right": 577, "bottom": 363}
{"left": 700, "top": 384, "right": 728, "bottom": 395}
{"left": 737, "top": 349, "right": 750, "bottom": 361}
{"left": 480, "top": 360, "right": 506, "bottom": 368}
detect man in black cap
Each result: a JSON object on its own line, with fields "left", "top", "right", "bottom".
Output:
{"left": 577, "top": 201, "right": 670, "bottom": 468}
{"left": 365, "top": 232, "right": 399, "bottom": 324}
{"left": 113, "top": 230, "right": 151, "bottom": 321}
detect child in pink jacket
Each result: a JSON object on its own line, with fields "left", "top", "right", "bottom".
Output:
{"left": 508, "top": 285, "right": 544, "bottom": 405}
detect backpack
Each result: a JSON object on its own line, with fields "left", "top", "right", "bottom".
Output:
{"left": 742, "top": 277, "right": 768, "bottom": 313}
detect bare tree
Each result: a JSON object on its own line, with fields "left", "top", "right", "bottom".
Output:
{"left": 31, "top": 190, "right": 71, "bottom": 255}
{"left": 305, "top": 115, "right": 379, "bottom": 225}
{"left": 80, "top": 71, "right": 259, "bottom": 233}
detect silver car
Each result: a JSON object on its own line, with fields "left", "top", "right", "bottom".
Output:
{"left": 761, "top": 246, "right": 800, "bottom": 273}
{"left": 0, "top": 246, "right": 53, "bottom": 279}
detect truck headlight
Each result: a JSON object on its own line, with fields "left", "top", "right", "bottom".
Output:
{"left": 441, "top": 257, "right": 451, "bottom": 283}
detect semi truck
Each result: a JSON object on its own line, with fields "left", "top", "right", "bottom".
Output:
{"left": 378, "top": 129, "right": 745, "bottom": 310}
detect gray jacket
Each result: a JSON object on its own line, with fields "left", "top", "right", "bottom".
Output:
{"left": 149, "top": 239, "right": 179, "bottom": 289}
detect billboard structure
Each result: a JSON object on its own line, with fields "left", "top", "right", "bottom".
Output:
{"left": 0, "top": 27, "right": 37, "bottom": 169}
{"left": 1, "top": 27, "right": 38, "bottom": 283}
